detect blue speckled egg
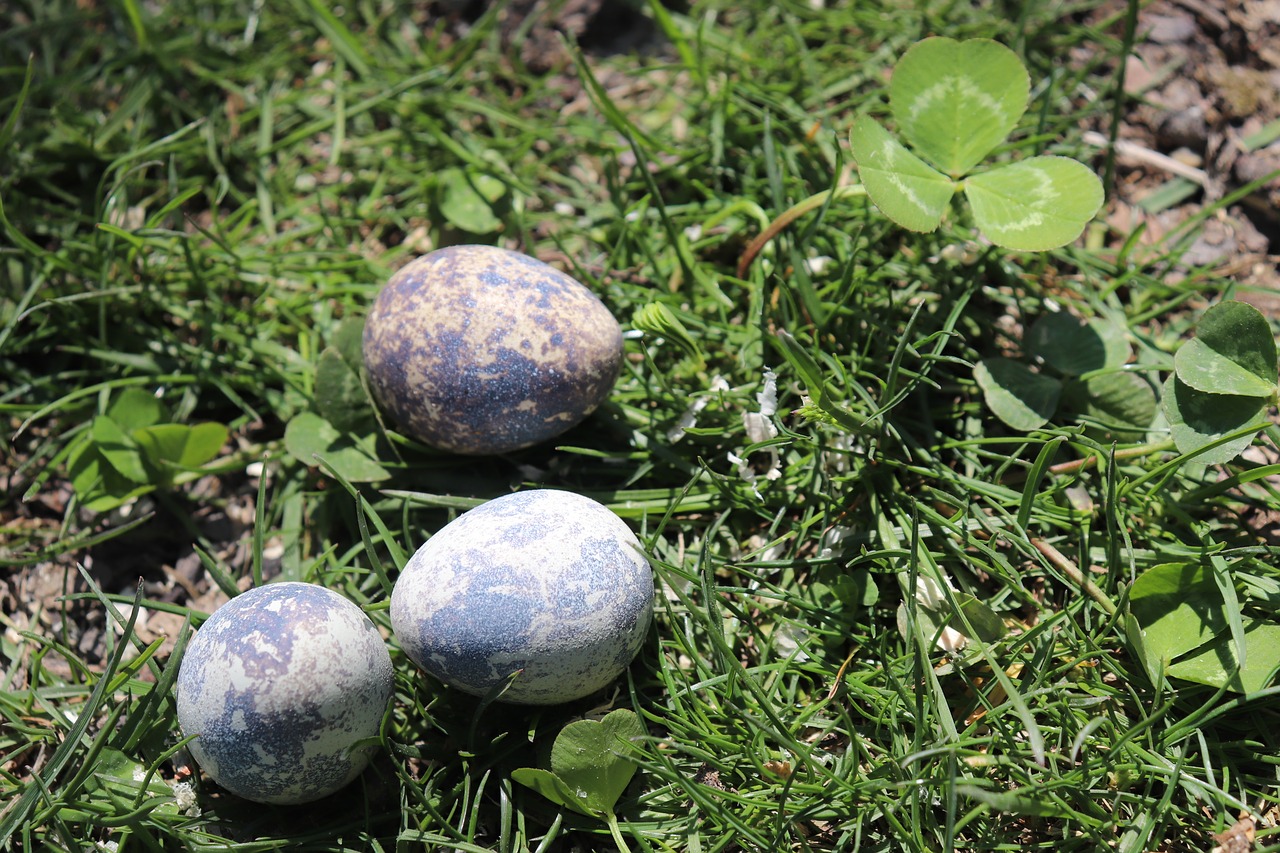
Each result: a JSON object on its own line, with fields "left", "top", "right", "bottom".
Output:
{"left": 175, "top": 582, "right": 394, "bottom": 805}
{"left": 390, "top": 490, "right": 653, "bottom": 705}
{"left": 361, "top": 245, "right": 624, "bottom": 455}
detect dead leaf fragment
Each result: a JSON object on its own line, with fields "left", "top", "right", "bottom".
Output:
{"left": 1212, "top": 812, "right": 1256, "bottom": 853}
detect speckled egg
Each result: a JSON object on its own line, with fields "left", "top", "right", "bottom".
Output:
{"left": 390, "top": 489, "right": 653, "bottom": 705}
{"left": 175, "top": 582, "right": 394, "bottom": 805}
{"left": 361, "top": 245, "right": 624, "bottom": 455}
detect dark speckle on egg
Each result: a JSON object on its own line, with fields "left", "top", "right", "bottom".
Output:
{"left": 175, "top": 583, "right": 394, "bottom": 805}
{"left": 362, "top": 245, "right": 624, "bottom": 455}
{"left": 390, "top": 490, "right": 654, "bottom": 705}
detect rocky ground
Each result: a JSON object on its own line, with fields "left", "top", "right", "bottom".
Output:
{"left": 1091, "top": 0, "right": 1279, "bottom": 298}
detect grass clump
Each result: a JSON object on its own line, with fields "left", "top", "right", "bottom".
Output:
{"left": 3, "top": 1, "right": 1280, "bottom": 851}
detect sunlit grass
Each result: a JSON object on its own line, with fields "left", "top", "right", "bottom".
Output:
{"left": 3, "top": 0, "right": 1279, "bottom": 850}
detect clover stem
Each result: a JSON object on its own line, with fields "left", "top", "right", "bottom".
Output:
{"left": 736, "top": 184, "right": 868, "bottom": 279}
{"left": 605, "top": 811, "right": 633, "bottom": 853}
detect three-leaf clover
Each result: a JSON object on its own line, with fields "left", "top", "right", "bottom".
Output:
{"left": 512, "top": 709, "right": 645, "bottom": 851}
{"left": 975, "top": 301, "right": 1278, "bottom": 467}
{"left": 850, "top": 37, "right": 1104, "bottom": 251}
{"left": 737, "top": 37, "right": 1106, "bottom": 276}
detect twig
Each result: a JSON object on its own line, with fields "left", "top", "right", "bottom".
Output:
{"left": 1081, "top": 130, "right": 1210, "bottom": 187}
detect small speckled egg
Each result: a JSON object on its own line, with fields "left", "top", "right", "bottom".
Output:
{"left": 175, "top": 582, "right": 394, "bottom": 805}
{"left": 361, "top": 245, "right": 624, "bottom": 455}
{"left": 390, "top": 489, "right": 653, "bottom": 705}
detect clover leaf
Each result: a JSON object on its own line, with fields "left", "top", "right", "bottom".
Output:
{"left": 1129, "top": 561, "right": 1280, "bottom": 694}
{"left": 1162, "top": 376, "right": 1269, "bottom": 465}
{"left": 848, "top": 116, "right": 954, "bottom": 233}
{"left": 284, "top": 320, "right": 389, "bottom": 482}
{"left": 65, "top": 388, "right": 229, "bottom": 511}
{"left": 963, "top": 156, "right": 1105, "bottom": 252}
{"left": 974, "top": 358, "right": 1062, "bottom": 431}
{"left": 739, "top": 37, "right": 1105, "bottom": 277}
{"left": 889, "top": 37, "right": 1030, "bottom": 177}
{"left": 1164, "top": 302, "right": 1277, "bottom": 463}
{"left": 513, "top": 709, "right": 646, "bottom": 850}
{"left": 283, "top": 412, "right": 389, "bottom": 483}
{"left": 1027, "top": 311, "right": 1130, "bottom": 376}
{"left": 437, "top": 167, "right": 507, "bottom": 234}
{"left": 1174, "top": 301, "right": 1278, "bottom": 399}
{"left": 975, "top": 314, "right": 1155, "bottom": 436}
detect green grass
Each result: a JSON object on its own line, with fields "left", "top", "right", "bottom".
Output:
{"left": 4, "top": 0, "right": 1280, "bottom": 850}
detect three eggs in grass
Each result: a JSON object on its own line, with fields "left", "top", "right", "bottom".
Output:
{"left": 175, "top": 246, "right": 654, "bottom": 804}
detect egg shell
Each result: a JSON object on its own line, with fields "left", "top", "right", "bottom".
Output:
{"left": 361, "top": 245, "right": 624, "bottom": 455}
{"left": 175, "top": 582, "right": 394, "bottom": 805}
{"left": 390, "top": 489, "right": 653, "bottom": 705}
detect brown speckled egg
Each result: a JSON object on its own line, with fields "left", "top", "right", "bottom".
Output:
{"left": 362, "top": 245, "right": 624, "bottom": 455}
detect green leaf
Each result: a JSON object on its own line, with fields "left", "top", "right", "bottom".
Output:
{"left": 1162, "top": 376, "right": 1267, "bottom": 464}
{"left": 511, "top": 768, "right": 594, "bottom": 817}
{"left": 106, "top": 387, "right": 165, "bottom": 431}
{"left": 888, "top": 37, "right": 1029, "bottom": 176}
{"left": 438, "top": 167, "right": 506, "bottom": 234}
{"left": 955, "top": 593, "right": 1008, "bottom": 643}
{"left": 974, "top": 358, "right": 1061, "bottom": 431}
{"left": 91, "top": 416, "right": 150, "bottom": 484}
{"left": 964, "top": 157, "right": 1104, "bottom": 251}
{"left": 832, "top": 572, "right": 879, "bottom": 608}
{"left": 1124, "top": 611, "right": 1159, "bottom": 685}
{"left": 1066, "top": 372, "right": 1157, "bottom": 438}
{"left": 67, "top": 439, "right": 103, "bottom": 497}
{"left": 548, "top": 709, "right": 645, "bottom": 817}
{"left": 85, "top": 747, "right": 171, "bottom": 798}
{"left": 134, "top": 422, "right": 228, "bottom": 471}
{"left": 67, "top": 439, "right": 155, "bottom": 512}
{"left": 182, "top": 422, "right": 229, "bottom": 466}
{"left": 1027, "top": 313, "right": 1130, "bottom": 376}
{"left": 1238, "top": 572, "right": 1280, "bottom": 613}
{"left": 1129, "top": 562, "right": 1228, "bottom": 673}
{"left": 849, "top": 116, "right": 955, "bottom": 233}
{"left": 513, "top": 709, "right": 645, "bottom": 821}
{"left": 284, "top": 412, "right": 389, "bottom": 482}
{"left": 331, "top": 316, "right": 366, "bottom": 369}
{"left": 315, "top": 346, "right": 372, "bottom": 433}
{"left": 632, "top": 302, "right": 705, "bottom": 366}
{"left": 1174, "top": 301, "right": 1278, "bottom": 398}
{"left": 1166, "top": 619, "right": 1280, "bottom": 693}
{"left": 774, "top": 330, "right": 829, "bottom": 405}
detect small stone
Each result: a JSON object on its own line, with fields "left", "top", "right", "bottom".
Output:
{"left": 1158, "top": 105, "right": 1209, "bottom": 152}
{"left": 1144, "top": 12, "right": 1197, "bottom": 44}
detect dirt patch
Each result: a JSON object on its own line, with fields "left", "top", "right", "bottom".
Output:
{"left": 1089, "top": 0, "right": 1280, "bottom": 288}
